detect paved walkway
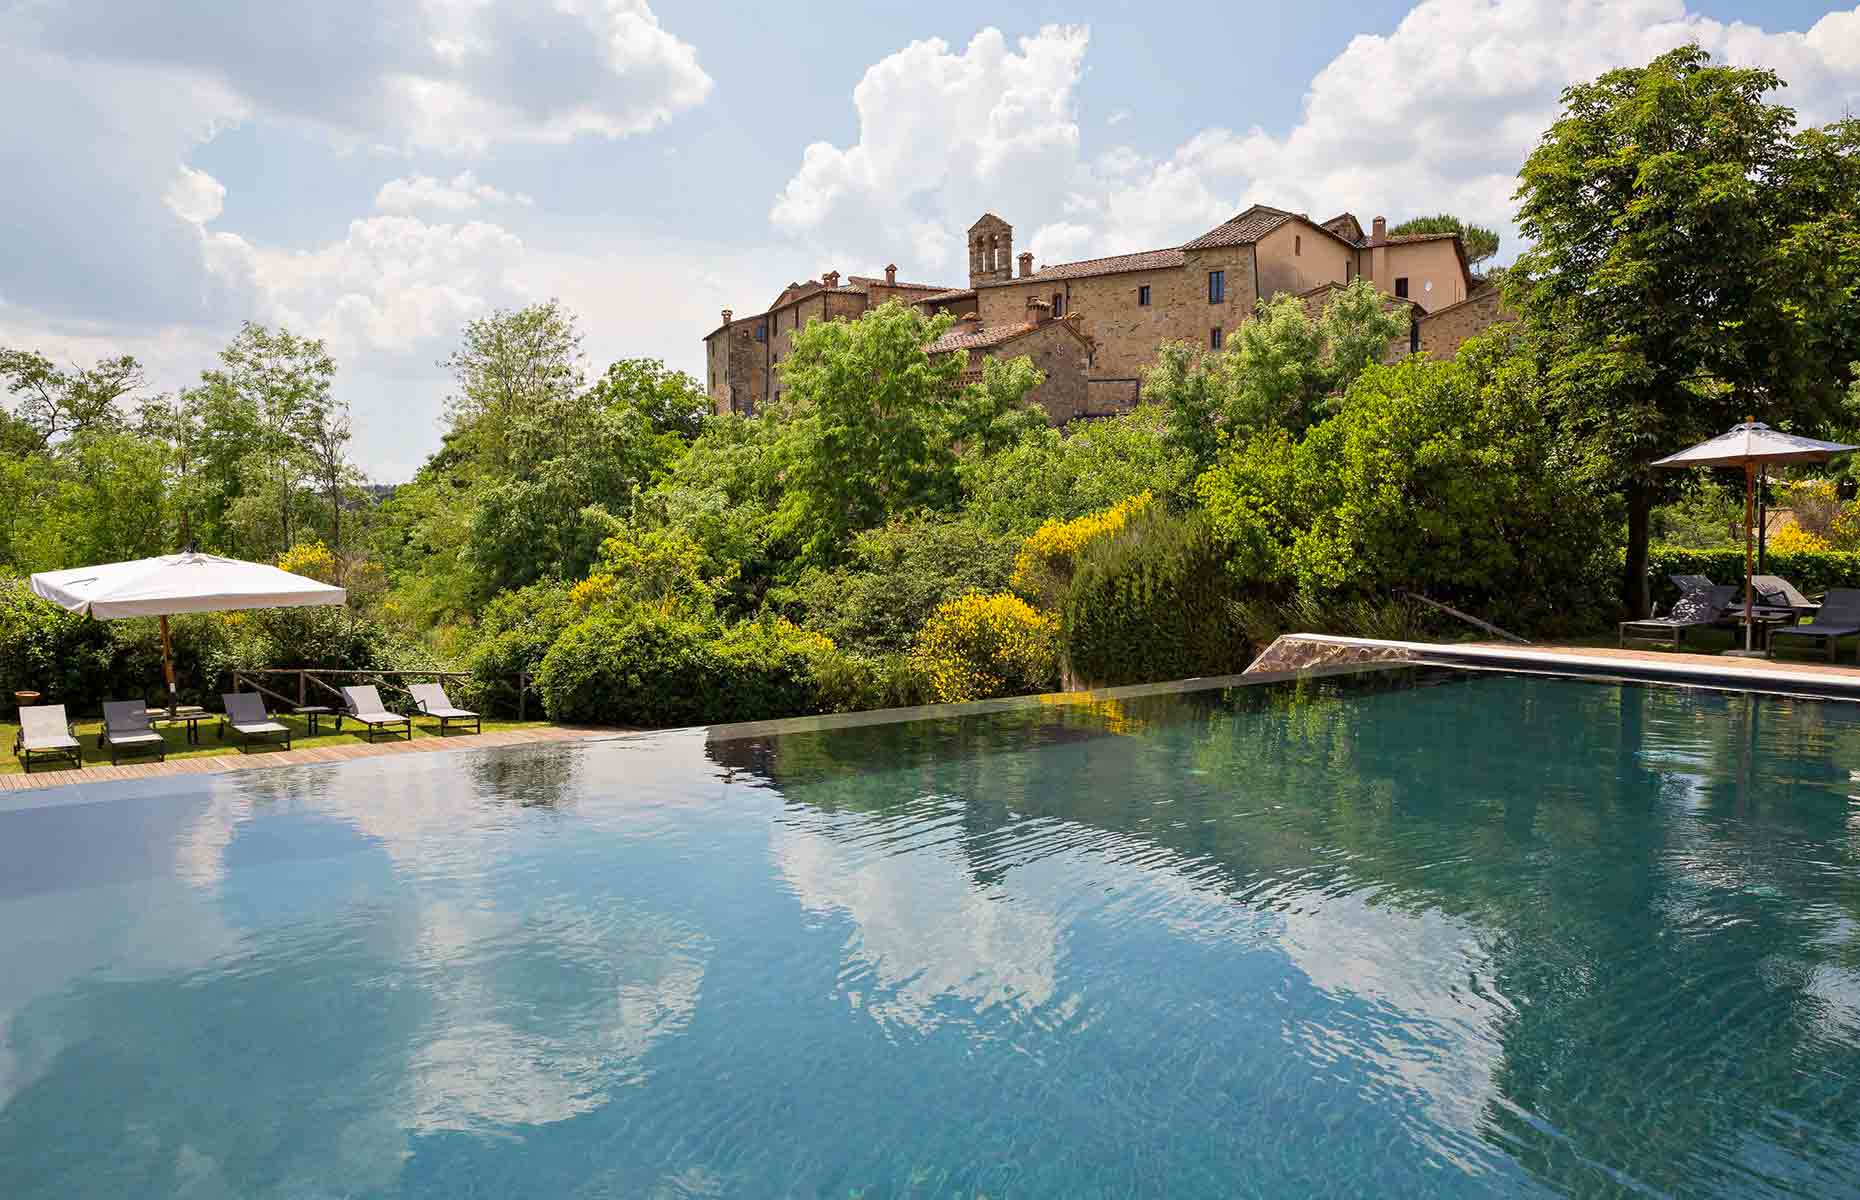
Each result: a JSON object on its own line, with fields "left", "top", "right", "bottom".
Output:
{"left": 1483, "top": 642, "right": 1860, "bottom": 681}
{"left": 0, "top": 725, "right": 620, "bottom": 794}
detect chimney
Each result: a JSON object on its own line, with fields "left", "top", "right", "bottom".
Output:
{"left": 1025, "top": 296, "right": 1051, "bottom": 326}
{"left": 884, "top": 264, "right": 897, "bottom": 285}
{"left": 1018, "top": 251, "right": 1034, "bottom": 278}
{"left": 721, "top": 308, "right": 732, "bottom": 325}
{"left": 822, "top": 270, "right": 840, "bottom": 288}
{"left": 1372, "top": 215, "right": 1387, "bottom": 242}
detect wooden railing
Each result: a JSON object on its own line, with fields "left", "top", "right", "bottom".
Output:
{"left": 230, "top": 668, "right": 538, "bottom": 720}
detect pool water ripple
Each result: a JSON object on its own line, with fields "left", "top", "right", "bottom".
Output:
{"left": 5, "top": 672, "right": 1860, "bottom": 1195}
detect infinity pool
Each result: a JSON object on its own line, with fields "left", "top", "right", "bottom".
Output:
{"left": 3, "top": 669, "right": 1860, "bottom": 1196}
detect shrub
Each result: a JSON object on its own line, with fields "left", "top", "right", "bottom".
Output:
{"left": 0, "top": 574, "right": 123, "bottom": 710}
{"left": 534, "top": 612, "right": 870, "bottom": 727}
{"left": 912, "top": 592, "right": 1059, "bottom": 703}
{"left": 960, "top": 406, "right": 1195, "bottom": 535}
{"left": 1010, "top": 491, "right": 1152, "bottom": 605}
{"left": 466, "top": 581, "right": 577, "bottom": 715}
{"left": 536, "top": 612, "right": 718, "bottom": 727}
{"left": 1770, "top": 523, "right": 1833, "bottom": 554}
{"left": 1061, "top": 508, "right": 1249, "bottom": 688}
{"left": 774, "top": 516, "right": 1018, "bottom": 655}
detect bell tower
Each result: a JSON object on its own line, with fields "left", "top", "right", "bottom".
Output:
{"left": 967, "top": 213, "right": 1013, "bottom": 287}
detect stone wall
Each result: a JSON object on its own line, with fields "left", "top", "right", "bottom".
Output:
{"left": 1255, "top": 220, "right": 1353, "bottom": 300}
{"left": 1084, "top": 376, "right": 1141, "bottom": 416}
{"left": 1417, "top": 288, "right": 1512, "bottom": 359}
{"left": 1243, "top": 634, "right": 1419, "bottom": 675}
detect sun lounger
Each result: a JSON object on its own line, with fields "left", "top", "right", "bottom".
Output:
{"left": 409, "top": 683, "right": 481, "bottom": 736}
{"left": 1745, "top": 574, "right": 1816, "bottom": 613}
{"left": 100, "top": 700, "right": 167, "bottom": 766}
{"left": 218, "top": 692, "right": 292, "bottom": 753}
{"left": 1619, "top": 584, "right": 1737, "bottom": 650}
{"left": 14, "top": 704, "right": 82, "bottom": 773}
{"left": 1767, "top": 588, "right": 1860, "bottom": 662}
{"left": 338, "top": 685, "right": 411, "bottom": 743}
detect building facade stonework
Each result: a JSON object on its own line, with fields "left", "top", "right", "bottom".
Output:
{"left": 703, "top": 204, "right": 1509, "bottom": 420}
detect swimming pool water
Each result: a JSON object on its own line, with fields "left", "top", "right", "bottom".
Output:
{"left": 3, "top": 670, "right": 1860, "bottom": 1196}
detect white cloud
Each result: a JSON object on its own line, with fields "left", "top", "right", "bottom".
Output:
{"left": 164, "top": 164, "right": 226, "bottom": 225}
{"left": 33, "top": 0, "right": 713, "bottom": 154}
{"left": 228, "top": 215, "right": 529, "bottom": 356}
{"left": 1106, "top": 107, "right": 1131, "bottom": 126}
{"left": 774, "top": 4, "right": 1860, "bottom": 276}
{"left": 770, "top": 25, "right": 1090, "bottom": 279}
{"left": 375, "top": 170, "right": 534, "bottom": 215}
{"left": 1074, "top": 0, "right": 1860, "bottom": 263}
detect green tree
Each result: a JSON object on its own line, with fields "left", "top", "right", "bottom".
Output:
{"left": 1388, "top": 214, "right": 1501, "bottom": 272}
{"left": 198, "top": 323, "right": 338, "bottom": 558}
{"left": 961, "top": 405, "right": 1196, "bottom": 534}
{"left": 1197, "top": 330, "right": 1616, "bottom": 632}
{"left": 587, "top": 357, "right": 709, "bottom": 441}
{"left": 1509, "top": 45, "right": 1858, "bottom": 616}
{"left": 1145, "top": 278, "right": 1409, "bottom": 470}
{"left": 771, "top": 301, "right": 965, "bottom": 560}
{"left": 950, "top": 355, "right": 1047, "bottom": 458}
{"left": 441, "top": 299, "right": 584, "bottom": 474}
{"left": 0, "top": 349, "right": 141, "bottom": 449}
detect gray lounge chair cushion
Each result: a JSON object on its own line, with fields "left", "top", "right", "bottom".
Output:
{"left": 223, "top": 693, "right": 288, "bottom": 735}
{"left": 410, "top": 683, "right": 477, "bottom": 719}
{"left": 1771, "top": 588, "right": 1860, "bottom": 638}
{"left": 341, "top": 686, "right": 405, "bottom": 723}
{"left": 101, "top": 701, "right": 162, "bottom": 745}
{"left": 18, "top": 705, "right": 79, "bottom": 751}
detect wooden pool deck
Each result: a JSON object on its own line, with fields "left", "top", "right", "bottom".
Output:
{"left": 1256, "top": 633, "right": 1860, "bottom": 700}
{"left": 0, "top": 724, "right": 619, "bottom": 795}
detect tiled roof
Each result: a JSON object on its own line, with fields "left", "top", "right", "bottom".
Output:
{"left": 918, "top": 287, "right": 978, "bottom": 305}
{"left": 1180, "top": 205, "right": 1295, "bottom": 250}
{"left": 978, "top": 247, "right": 1185, "bottom": 288}
{"left": 926, "top": 322, "right": 1040, "bottom": 353}
{"left": 1364, "top": 232, "right": 1459, "bottom": 247}
{"left": 847, "top": 275, "right": 952, "bottom": 291}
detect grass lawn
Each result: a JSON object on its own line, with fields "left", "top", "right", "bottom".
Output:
{"left": 2, "top": 710, "right": 553, "bottom": 776}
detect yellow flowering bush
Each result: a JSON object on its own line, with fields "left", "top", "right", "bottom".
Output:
{"left": 277, "top": 540, "right": 337, "bottom": 583}
{"left": 1770, "top": 522, "right": 1834, "bottom": 554}
{"left": 1010, "top": 490, "right": 1152, "bottom": 604}
{"left": 569, "top": 572, "right": 618, "bottom": 609}
{"left": 912, "top": 591, "right": 1059, "bottom": 703}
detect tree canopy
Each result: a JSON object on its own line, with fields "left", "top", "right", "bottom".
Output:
{"left": 1388, "top": 213, "right": 1501, "bottom": 271}
{"left": 1508, "top": 43, "right": 1860, "bottom": 615}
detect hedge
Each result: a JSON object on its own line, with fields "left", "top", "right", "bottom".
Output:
{"left": 1061, "top": 508, "right": 1250, "bottom": 688}
{"left": 1647, "top": 547, "right": 1860, "bottom": 608}
{"left": 534, "top": 611, "right": 904, "bottom": 727}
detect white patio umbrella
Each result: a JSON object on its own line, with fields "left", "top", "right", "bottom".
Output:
{"left": 1652, "top": 418, "right": 1856, "bottom": 655}
{"left": 31, "top": 551, "right": 347, "bottom": 706}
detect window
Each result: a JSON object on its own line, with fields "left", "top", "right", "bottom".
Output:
{"left": 1208, "top": 270, "right": 1225, "bottom": 304}
{"left": 755, "top": 322, "right": 767, "bottom": 343}
{"left": 1394, "top": 277, "right": 1409, "bottom": 298}
{"left": 1137, "top": 285, "right": 1151, "bottom": 306}
{"left": 1210, "top": 326, "right": 1224, "bottom": 350}
{"left": 1295, "top": 234, "right": 1302, "bottom": 256}
{"left": 1052, "top": 292, "right": 1065, "bottom": 318}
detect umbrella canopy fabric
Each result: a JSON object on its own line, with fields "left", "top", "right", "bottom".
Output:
{"left": 1652, "top": 421, "right": 1856, "bottom": 469}
{"left": 31, "top": 552, "right": 345, "bottom": 618}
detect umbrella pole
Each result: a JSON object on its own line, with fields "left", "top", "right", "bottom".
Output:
{"left": 1740, "top": 459, "right": 1755, "bottom": 651}
{"left": 159, "top": 614, "right": 177, "bottom": 715}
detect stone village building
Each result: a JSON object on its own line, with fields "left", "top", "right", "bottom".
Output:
{"left": 703, "top": 204, "right": 1508, "bottom": 419}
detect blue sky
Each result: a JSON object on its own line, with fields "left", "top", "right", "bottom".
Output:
{"left": 2, "top": 0, "right": 1856, "bottom": 480}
